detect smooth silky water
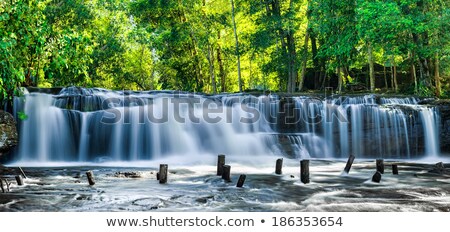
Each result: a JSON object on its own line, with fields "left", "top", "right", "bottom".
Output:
{"left": 1, "top": 87, "right": 449, "bottom": 211}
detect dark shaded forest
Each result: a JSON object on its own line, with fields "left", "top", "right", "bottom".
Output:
{"left": 1, "top": 0, "right": 449, "bottom": 103}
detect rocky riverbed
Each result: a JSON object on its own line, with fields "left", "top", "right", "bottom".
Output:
{"left": 1, "top": 158, "right": 449, "bottom": 212}
{"left": 0, "top": 110, "right": 18, "bottom": 157}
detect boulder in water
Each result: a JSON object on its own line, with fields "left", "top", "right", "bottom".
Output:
{"left": 428, "top": 162, "right": 448, "bottom": 175}
{"left": 114, "top": 171, "right": 143, "bottom": 178}
{"left": 0, "top": 110, "right": 18, "bottom": 156}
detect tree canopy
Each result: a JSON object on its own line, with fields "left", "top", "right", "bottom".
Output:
{"left": 1, "top": 0, "right": 449, "bottom": 103}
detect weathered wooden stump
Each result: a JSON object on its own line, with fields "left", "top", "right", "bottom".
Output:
{"left": 344, "top": 155, "right": 355, "bottom": 173}
{"left": 300, "top": 160, "right": 310, "bottom": 184}
{"left": 0, "top": 179, "right": 11, "bottom": 192}
{"left": 372, "top": 171, "right": 382, "bottom": 183}
{"left": 376, "top": 159, "right": 384, "bottom": 174}
{"left": 222, "top": 165, "right": 231, "bottom": 182}
{"left": 156, "top": 172, "right": 160, "bottom": 180}
{"left": 217, "top": 154, "right": 226, "bottom": 176}
{"left": 86, "top": 171, "right": 95, "bottom": 185}
{"left": 275, "top": 158, "right": 283, "bottom": 175}
{"left": 4, "top": 179, "right": 10, "bottom": 192}
{"left": 392, "top": 164, "right": 399, "bottom": 175}
{"left": 15, "top": 175, "right": 24, "bottom": 186}
{"left": 18, "top": 167, "right": 27, "bottom": 179}
{"left": 236, "top": 174, "right": 246, "bottom": 187}
{"left": 159, "top": 164, "right": 168, "bottom": 184}
{"left": 0, "top": 179, "right": 5, "bottom": 193}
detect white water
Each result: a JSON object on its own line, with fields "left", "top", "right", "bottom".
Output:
{"left": 3, "top": 160, "right": 450, "bottom": 212}
{"left": 420, "top": 108, "right": 440, "bottom": 158}
{"left": 11, "top": 88, "right": 441, "bottom": 163}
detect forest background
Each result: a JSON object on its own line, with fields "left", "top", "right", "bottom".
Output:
{"left": 1, "top": 0, "right": 449, "bottom": 105}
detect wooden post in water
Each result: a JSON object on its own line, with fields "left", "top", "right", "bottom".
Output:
{"left": 4, "top": 179, "right": 10, "bottom": 192}
{"left": 159, "top": 164, "right": 168, "bottom": 184}
{"left": 15, "top": 175, "right": 24, "bottom": 186}
{"left": 344, "top": 155, "right": 355, "bottom": 173}
{"left": 300, "top": 160, "right": 310, "bottom": 184}
{"left": 86, "top": 171, "right": 95, "bottom": 186}
{"left": 18, "top": 167, "right": 27, "bottom": 179}
{"left": 376, "top": 159, "right": 384, "bottom": 174}
{"left": 236, "top": 174, "right": 246, "bottom": 187}
{"left": 372, "top": 171, "right": 382, "bottom": 183}
{"left": 156, "top": 172, "right": 160, "bottom": 180}
{"left": 392, "top": 164, "right": 399, "bottom": 175}
{"left": 0, "top": 179, "right": 5, "bottom": 193}
{"left": 275, "top": 158, "right": 283, "bottom": 174}
{"left": 217, "top": 154, "right": 226, "bottom": 176}
{"left": 222, "top": 165, "right": 231, "bottom": 182}
{"left": 0, "top": 179, "right": 10, "bottom": 193}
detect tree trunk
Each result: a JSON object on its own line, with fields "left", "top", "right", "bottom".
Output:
{"left": 391, "top": 57, "right": 398, "bottom": 92}
{"left": 139, "top": 45, "right": 146, "bottom": 90}
{"left": 189, "top": 32, "right": 204, "bottom": 91}
{"left": 249, "top": 54, "right": 253, "bottom": 88}
{"left": 217, "top": 31, "right": 226, "bottom": 92}
{"left": 410, "top": 52, "right": 417, "bottom": 93}
{"left": 231, "top": 0, "right": 242, "bottom": 92}
{"left": 412, "top": 63, "right": 417, "bottom": 94}
{"left": 337, "top": 66, "right": 343, "bottom": 93}
{"left": 287, "top": 0, "right": 297, "bottom": 93}
{"left": 435, "top": 52, "right": 440, "bottom": 97}
{"left": 271, "top": 0, "right": 289, "bottom": 92}
{"left": 287, "top": 32, "right": 297, "bottom": 93}
{"left": 180, "top": 0, "right": 204, "bottom": 91}
{"left": 418, "top": 58, "right": 425, "bottom": 88}
{"left": 207, "top": 43, "right": 217, "bottom": 94}
{"left": 311, "top": 35, "right": 320, "bottom": 89}
{"left": 383, "top": 65, "right": 388, "bottom": 89}
{"left": 368, "top": 42, "right": 375, "bottom": 92}
{"left": 390, "top": 66, "right": 394, "bottom": 91}
{"left": 299, "top": 29, "right": 310, "bottom": 92}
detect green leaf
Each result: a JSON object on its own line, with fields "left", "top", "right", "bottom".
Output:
{"left": 18, "top": 111, "right": 28, "bottom": 121}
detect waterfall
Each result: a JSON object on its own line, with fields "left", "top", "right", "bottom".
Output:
{"left": 419, "top": 107, "right": 440, "bottom": 158}
{"left": 291, "top": 95, "right": 439, "bottom": 159}
{"left": 12, "top": 87, "right": 441, "bottom": 163}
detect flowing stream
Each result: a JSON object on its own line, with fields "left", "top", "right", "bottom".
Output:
{"left": 11, "top": 87, "right": 440, "bottom": 163}
{"left": 1, "top": 87, "right": 448, "bottom": 212}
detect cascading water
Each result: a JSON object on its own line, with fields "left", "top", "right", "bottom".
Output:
{"left": 14, "top": 88, "right": 281, "bottom": 163}
{"left": 290, "top": 95, "right": 440, "bottom": 159}
{"left": 419, "top": 107, "right": 440, "bottom": 158}
{"left": 12, "top": 87, "right": 441, "bottom": 163}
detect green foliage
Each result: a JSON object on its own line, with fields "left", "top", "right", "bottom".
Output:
{"left": 17, "top": 111, "right": 28, "bottom": 121}
{"left": 0, "top": 0, "right": 449, "bottom": 100}
{"left": 0, "top": 0, "right": 48, "bottom": 101}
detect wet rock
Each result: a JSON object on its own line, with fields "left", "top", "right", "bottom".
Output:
{"left": 0, "top": 110, "right": 18, "bottom": 155}
{"left": 424, "top": 100, "right": 450, "bottom": 154}
{"left": 372, "top": 171, "right": 382, "bottom": 183}
{"left": 437, "top": 103, "right": 450, "bottom": 154}
{"left": 428, "top": 162, "right": 448, "bottom": 175}
{"left": 114, "top": 171, "right": 143, "bottom": 178}
{"left": 195, "top": 196, "right": 214, "bottom": 204}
